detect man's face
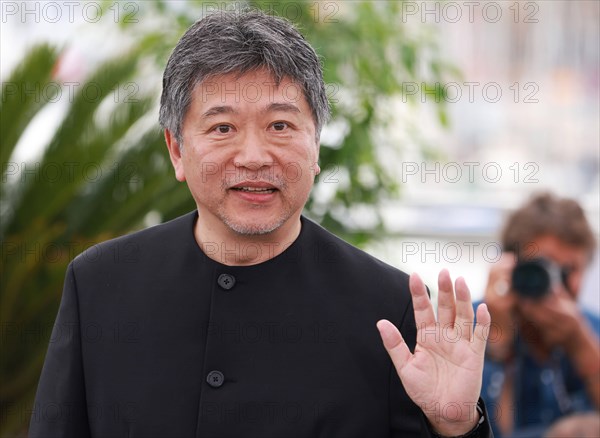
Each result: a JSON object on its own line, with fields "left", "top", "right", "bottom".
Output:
{"left": 166, "top": 69, "right": 320, "bottom": 236}
{"left": 527, "top": 234, "right": 588, "bottom": 297}
{"left": 514, "top": 235, "right": 590, "bottom": 350}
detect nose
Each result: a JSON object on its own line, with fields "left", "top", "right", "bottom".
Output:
{"left": 233, "top": 130, "right": 273, "bottom": 171}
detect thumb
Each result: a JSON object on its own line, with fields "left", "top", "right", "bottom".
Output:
{"left": 377, "top": 319, "right": 412, "bottom": 370}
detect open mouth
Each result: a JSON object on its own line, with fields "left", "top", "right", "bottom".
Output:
{"left": 231, "top": 187, "right": 277, "bottom": 194}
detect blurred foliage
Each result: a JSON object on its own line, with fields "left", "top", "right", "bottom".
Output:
{"left": 0, "top": 1, "right": 455, "bottom": 434}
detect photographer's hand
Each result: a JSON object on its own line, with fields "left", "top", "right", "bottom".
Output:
{"left": 519, "top": 288, "right": 600, "bottom": 407}
{"left": 483, "top": 252, "right": 518, "bottom": 362}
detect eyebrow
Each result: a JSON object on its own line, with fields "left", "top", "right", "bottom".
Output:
{"left": 201, "top": 102, "right": 301, "bottom": 119}
{"left": 264, "top": 102, "right": 301, "bottom": 115}
{"left": 202, "top": 106, "right": 237, "bottom": 118}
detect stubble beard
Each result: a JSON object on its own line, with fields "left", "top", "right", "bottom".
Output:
{"left": 219, "top": 208, "right": 293, "bottom": 235}
{"left": 216, "top": 176, "right": 301, "bottom": 236}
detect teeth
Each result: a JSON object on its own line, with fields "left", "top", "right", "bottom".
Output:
{"left": 235, "top": 187, "right": 274, "bottom": 192}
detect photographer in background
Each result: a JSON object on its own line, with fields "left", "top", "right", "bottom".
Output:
{"left": 479, "top": 192, "right": 600, "bottom": 437}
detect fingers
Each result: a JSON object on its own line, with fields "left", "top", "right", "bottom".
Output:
{"left": 473, "top": 303, "right": 491, "bottom": 356}
{"left": 454, "top": 276, "right": 476, "bottom": 341}
{"left": 376, "top": 319, "right": 411, "bottom": 370}
{"left": 438, "top": 271, "right": 475, "bottom": 341}
{"left": 411, "top": 270, "right": 487, "bottom": 350}
{"left": 437, "top": 269, "right": 456, "bottom": 327}
{"left": 409, "top": 272, "right": 436, "bottom": 328}
{"left": 484, "top": 252, "right": 518, "bottom": 309}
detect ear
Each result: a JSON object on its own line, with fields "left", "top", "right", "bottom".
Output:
{"left": 312, "top": 161, "right": 321, "bottom": 177}
{"left": 313, "top": 140, "right": 321, "bottom": 176}
{"left": 164, "top": 129, "right": 186, "bottom": 182}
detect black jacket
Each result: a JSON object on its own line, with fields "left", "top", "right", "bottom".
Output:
{"left": 30, "top": 211, "right": 491, "bottom": 437}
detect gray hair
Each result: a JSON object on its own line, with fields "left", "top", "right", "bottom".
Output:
{"left": 159, "top": 9, "right": 330, "bottom": 144}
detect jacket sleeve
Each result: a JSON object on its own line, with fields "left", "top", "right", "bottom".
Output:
{"left": 29, "top": 262, "right": 91, "bottom": 437}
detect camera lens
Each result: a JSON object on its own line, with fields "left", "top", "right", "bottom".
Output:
{"left": 511, "top": 258, "right": 553, "bottom": 299}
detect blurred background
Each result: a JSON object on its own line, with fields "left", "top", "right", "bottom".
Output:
{"left": 1, "top": 1, "right": 599, "bottom": 435}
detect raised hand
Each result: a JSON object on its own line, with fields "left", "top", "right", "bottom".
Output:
{"left": 377, "top": 270, "right": 491, "bottom": 436}
{"left": 483, "top": 252, "right": 518, "bottom": 361}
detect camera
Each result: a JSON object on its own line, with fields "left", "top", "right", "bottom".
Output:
{"left": 511, "top": 258, "right": 567, "bottom": 299}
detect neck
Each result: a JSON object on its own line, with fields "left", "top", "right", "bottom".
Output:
{"left": 194, "top": 214, "right": 302, "bottom": 266}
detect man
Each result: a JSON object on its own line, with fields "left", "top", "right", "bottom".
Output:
{"left": 30, "top": 10, "right": 492, "bottom": 437}
{"left": 479, "top": 192, "right": 599, "bottom": 437}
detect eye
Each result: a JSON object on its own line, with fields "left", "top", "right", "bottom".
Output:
{"left": 213, "top": 124, "right": 233, "bottom": 134}
{"left": 270, "top": 121, "right": 289, "bottom": 131}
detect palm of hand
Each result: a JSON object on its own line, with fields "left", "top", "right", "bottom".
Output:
{"left": 377, "top": 270, "right": 490, "bottom": 435}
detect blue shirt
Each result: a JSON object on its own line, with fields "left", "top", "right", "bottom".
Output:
{"left": 475, "top": 302, "right": 599, "bottom": 438}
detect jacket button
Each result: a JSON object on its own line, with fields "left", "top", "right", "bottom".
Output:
{"left": 206, "top": 370, "right": 225, "bottom": 388}
{"left": 217, "top": 274, "right": 236, "bottom": 290}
